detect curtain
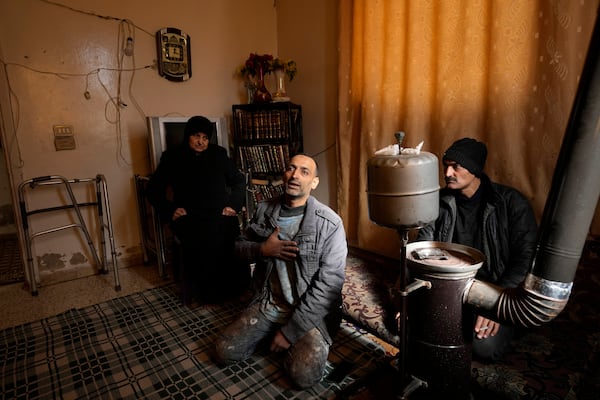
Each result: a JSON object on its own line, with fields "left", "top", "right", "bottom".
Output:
{"left": 338, "top": 0, "right": 600, "bottom": 258}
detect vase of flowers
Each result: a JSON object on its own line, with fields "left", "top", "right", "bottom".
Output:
{"left": 254, "top": 65, "right": 272, "bottom": 103}
{"left": 236, "top": 53, "right": 297, "bottom": 104}
{"left": 237, "top": 53, "right": 273, "bottom": 104}
{"left": 271, "top": 58, "right": 297, "bottom": 102}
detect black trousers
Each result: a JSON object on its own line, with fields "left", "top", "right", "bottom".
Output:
{"left": 171, "top": 214, "right": 249, "bottom": 303}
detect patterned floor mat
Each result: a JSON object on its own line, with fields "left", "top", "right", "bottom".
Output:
{"left": 0, "top": 284, "right": 386, "bottom": 399}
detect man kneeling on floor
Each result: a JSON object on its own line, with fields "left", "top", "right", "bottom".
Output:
{"left": 213, "top": 154, "right": 348, "bottom": 389}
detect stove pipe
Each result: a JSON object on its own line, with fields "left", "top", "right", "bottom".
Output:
{"left": 466, "top": 11, "right": 600, "bottom": 327}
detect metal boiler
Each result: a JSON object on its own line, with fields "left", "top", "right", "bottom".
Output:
{"left": 367, "top": 135, "right": 484, "bottom": 398}
{"left": 367, "top": 138, "right": 440, "bottom": 229}
{"left": 406, "top": 242, "right": 484, "bottom": 399}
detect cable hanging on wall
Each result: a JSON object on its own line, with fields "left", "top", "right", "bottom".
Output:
{"left": 2, "top": 1, "right": 158, "bottom": 167}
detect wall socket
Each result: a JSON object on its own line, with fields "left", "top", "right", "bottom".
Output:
{"left": 53, "top": 125, "right": 76, "bottom": 151}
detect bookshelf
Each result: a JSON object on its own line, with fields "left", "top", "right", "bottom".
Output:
{"left": 232, "top": 102, "right": 303, "bottom": 209}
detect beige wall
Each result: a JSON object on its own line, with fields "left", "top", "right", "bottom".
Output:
{"left": 275, "top": 0, "right": 339, "bottom": 208}
{"left": 0, "top": 0, "right": 338, "bottom": 284}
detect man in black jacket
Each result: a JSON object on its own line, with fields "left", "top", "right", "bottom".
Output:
{"left": 417, "top": 137, "right": 538, "bottom": 361}
{"left": 146, "top": 116, "right": 247, "bottom": 305}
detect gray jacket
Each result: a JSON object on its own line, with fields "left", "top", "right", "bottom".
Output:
{"left": 235, "top": 195, "right": 347, "bottom": 345}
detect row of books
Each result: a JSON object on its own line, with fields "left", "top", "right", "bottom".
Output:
{"left": 233, "top": 109, "right": 297, "bottom": 141}
{"left": 238, "top": 144, "right": 290, "bottom": 175}
{"left": 250, "top": 182, "right": 284, "bottom": 203}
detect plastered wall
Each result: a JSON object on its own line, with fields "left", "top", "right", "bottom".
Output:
{"left": 0, "top": 0, "right": 281, "bottom": 282}
{"left": 0, "top": 0, "right": 339, "bottom": 286}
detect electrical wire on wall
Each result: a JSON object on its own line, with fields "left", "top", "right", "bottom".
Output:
{"left": 43, "top": 0, "right": 155, "bottom": 166}
{"left": 113, "top": 19, "right": 138, "bottom": 166}
{"left": 0, "top": 0, "right": 157, "bottom": 167}
{"left": 311, "top": 141, "right": 337, "bottom": 159}
{"left": 0, "top": 59, "right": 154, "bottom": 167}
{"left": 0, "top": 61, "right": 24, "bottom": 171}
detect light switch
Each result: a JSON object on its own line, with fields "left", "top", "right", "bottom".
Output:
{"left": 53, "top": 125, "right": 76, "bottom": 151}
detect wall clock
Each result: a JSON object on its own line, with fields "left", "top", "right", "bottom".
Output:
{"left": 156, "top": 27, "right": 192, "bottom": 82}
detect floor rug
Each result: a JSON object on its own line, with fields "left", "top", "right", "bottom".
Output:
{"left": 0, "top": 285, "right": 385, "bottom": 399}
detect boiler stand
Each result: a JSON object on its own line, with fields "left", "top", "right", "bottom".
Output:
{"left": 395, "top": 229, "right": 431, "bottom": 399}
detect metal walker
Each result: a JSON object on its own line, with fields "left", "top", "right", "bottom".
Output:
{"left": 17, "top": 175, "right": 121, "bottom": 296}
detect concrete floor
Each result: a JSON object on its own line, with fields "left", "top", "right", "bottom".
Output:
{"left": 0, "top": 263, "right": 168, "bottom": 330}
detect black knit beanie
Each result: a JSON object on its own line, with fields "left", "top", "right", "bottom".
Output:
{"left": 184, "top": 116, "right": 214, "bottom": 139}
{"left": 443, "top": 138, "right": 487, "bottom": 177}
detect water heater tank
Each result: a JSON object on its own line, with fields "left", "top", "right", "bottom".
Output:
{"left": 367, "top": 140, "right": 440, "bottom": 229}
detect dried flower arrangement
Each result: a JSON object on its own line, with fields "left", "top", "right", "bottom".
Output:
{"left": 236, "top": 53, "right": 297, "bottom": 81}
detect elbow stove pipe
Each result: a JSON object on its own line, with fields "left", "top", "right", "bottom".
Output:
{"left": 466, "top": 276, "right": 570, "bottom": 327}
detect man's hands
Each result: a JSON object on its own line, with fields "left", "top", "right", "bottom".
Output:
{"left": 270, "top": 329, "right": 291, "bottom": 352}
{"left": 260, "top": 227, "right": 299, "bottom": 261}
{"left": 222, "top": 206, "right": 237, "bottom": 216}
{"left": 173, "top": 206, "right": 237, "bottom": 220}
{"left": 172, "top": 207, "right": 187, "bottom": 220}
{"left": 474, "top": 315, "right": 500, "bottom": 339}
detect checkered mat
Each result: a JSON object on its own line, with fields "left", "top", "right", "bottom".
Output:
{"left": 0, "top": 285, "right": 386, "bottom": 399}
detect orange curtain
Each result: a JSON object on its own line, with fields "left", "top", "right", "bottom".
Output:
{"left": 337, "top": 0, "right": 600, "bottom": 258}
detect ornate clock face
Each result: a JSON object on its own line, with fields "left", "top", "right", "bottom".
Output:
{"left": 165, "top": 43, "right": 183, "bottom": 61}
{"left": 156, "top": 28, "right": 192, "bottom": 82}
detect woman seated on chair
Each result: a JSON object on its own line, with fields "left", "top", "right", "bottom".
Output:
{"left": 146, "top": 115, "right": 248, "bottom": 305}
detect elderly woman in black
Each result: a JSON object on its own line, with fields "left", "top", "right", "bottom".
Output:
{"left": 146, "top": 116, "right": 248, "bottom": 305}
